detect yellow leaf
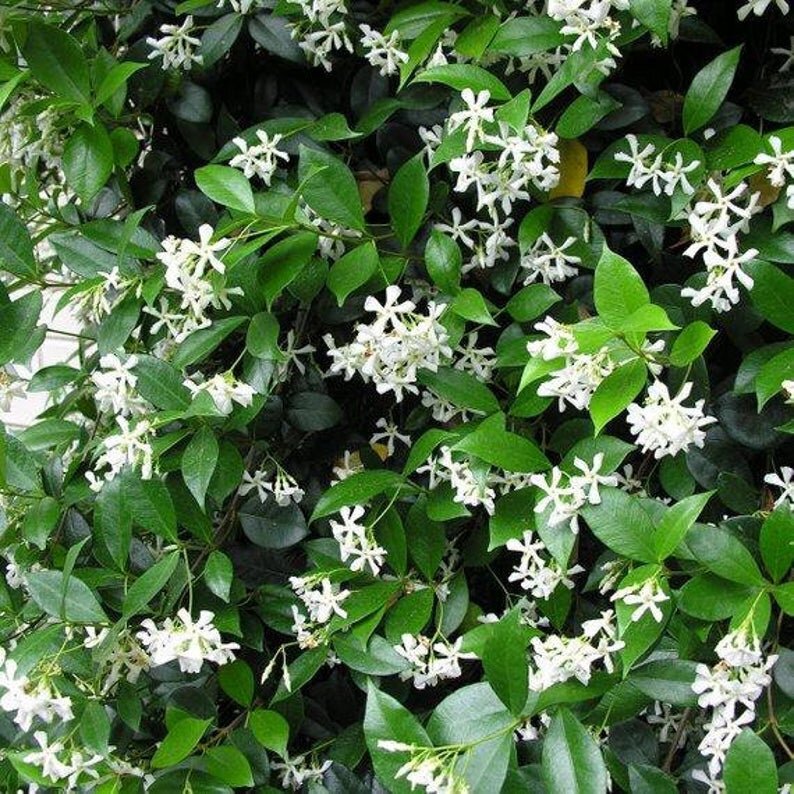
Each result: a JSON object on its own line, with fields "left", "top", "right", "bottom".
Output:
{"left": 749, "top": 171, "right": 781, "bottom": 209}
{"left": 549, "top": 138, "right": 588, "bottom": 200}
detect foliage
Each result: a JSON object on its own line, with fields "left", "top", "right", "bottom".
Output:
{"left": 0, "top": 0, "right": 793, "bottom": 792}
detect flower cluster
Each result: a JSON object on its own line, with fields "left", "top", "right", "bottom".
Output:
{"left": 529, "top": 610, "right": 624, "bottom": 691}
{"left": 626, "top": 380, "right": 716, "bottom": 459}
{"left": 691, "top": 629, "right": 777, "bottom": 787}
{"left": 329, "top": 505, "right": 389, "bottom": 576}
{"left": 136, "top": 609, "right": 239, "bottom": 673}
{"left": 325, "top": 285, "right": 451, "bottom": 400}
{"left": 229, "top": 130, "right": 290, "bottom": 184}
{"left": 394, "top": 633, "right": 476, "bottom": 690}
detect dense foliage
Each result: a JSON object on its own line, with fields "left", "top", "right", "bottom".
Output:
{"left": 0, "top": 0, "right": 793, "bottom": 791}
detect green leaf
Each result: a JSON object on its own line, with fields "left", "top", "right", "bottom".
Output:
{"left": 364, "top": 682, "right": 432, "bottom": 794}
{"left": 249, "top": 708, "right": 290, "bottom": 758}
{"left": 23, "top": 22, "right": 90, "bottom": 104}
{"left": 195, "top": 165, "right": 255, "bottom": 213}
{"left": 327, "top": 241, "right": 379, "bottom": 305}
{"left": 204, "top": 550, "right": 233, "bottom": 602}
{"left": 580, "top": 489, "right": 657, "bottom": 562}
{"left": 123, "top": 475, "right": 178, "bottom": 542}
{"left": 311, "top": 470, "right": 405, "bottom": 520}
{"left": 389, "top": 152, "right": 429, "bottom": 248}
{"left": 653, "top": 490, "right": 713, "bottom": 561}
{"left": 418, "top": 367, "right": 500, "bottom": 414}
{"left": 122, "top": 552, "right": 180, "bottom": 617}
{"left": 556, "top": 91, "right": 621, "bottom": 139}
{"left": 298, "top": 145, "right": 365, "bottom": 231}
{"left": 199, "top": 13, "right": 243, "bottom": 68}
{"left": 629, "top": 0, "right": 673, "bottom": 42}
{"left": 413, "top": 64, "right": 511, "bottom": 100}
{"left": 258, "top": 231, "right": 318, "bottom": 307}
{"left": 286, "top": 392, "right": 343, "bottom": 431}
{"left": 21, "top": 495, "right": 59, "bottom": 549}
{"left": 756, "top": 347, "right": 794, "bottom": 408}
{"left": 26, "top": 569, "right": 108, "bottom": 624}
{"left": 506, "top": 283, "right": 560, "bottom": 322}
{"left": 239, "top": 498, "right": 308, "bottom": 549}
{"left": 542, "top": 707, "right": 608, "bottom": 794}
{"left": 0, "top": 202, "right": 37, "bottom": 279}
{"left": 670, "top": 321, "right": 717, "bottom": 367}
{"left": 686, "top": 524, "right": 767, "bottom": 586}
{"left": 682, "top": 46, "right": 742, "bottom": 135}
{"left": 151, "top": 717, "right": 212, "bottom": 768}
{"left": 97, "top": 295, "right": 141, "bottom": 354}
{"left": 62, "top": 121, "right": 114, "bottom": 202}
{"left": 627, "top": 659, "right": 699, "bottom": 706}
{"left": 133, "top": 355, "right": 191, "bottom": 411}
{"left": 204, "top": 746, "right": 254, "bottom": 789}
{"left": 745, "top": 260, "right": 794, "bottom": 334}
{"left": 488, "top": 15, "right": 566, "bottom": 58}
{"left": 95, "top": 477, "right": 132, "bottom": 570}
{"left": 723, "top": 729, "right": 778, "bottom": 794}
{"left": 628, "top": 764, "right": 678, "bottom": 794}
{"left": 453, "top": 412, "right": 549, "bottom": 472}
{"left": 80, "top": 701, "right": 111, "bottom": 755}
{"left": 426, "top": 683, "right": 513, "bottom": 791}
{"left": 172, "top": 316, "right": 247, "bottom": 369}
{"left": 760, "top": 507, "right": 794, "bottom": 583}
{"left": 218, "top": 660, "right": 254, "bottom": 707}
{"left": 425, "top": 230, "right": 462, "bottom": 294}
{"left": 182, "top": 426, "right": 218, "bottom": 506}
{"left": 589, "top": 359, "right": 647, "bottom": 434}
{"left": 95, "top": 61, "right": 147, "bottom": 106}
{"left": 246, "top": 311, "right": 281, "bottom": 359}
{"left": 593, "top": 245, "right": 649, "bottom": 328}
{"left": 0, "top": 290, "right": 42, "bottom": 367}
{"left": 482, "top": 610, "right": 529, "bottom": 715}
{"left": 450, "top": 288, "right": 497, "bottom": 325}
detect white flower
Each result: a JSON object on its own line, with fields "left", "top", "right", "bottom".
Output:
{"left": 520, "top": 233, "right": 581, "bottom": 286}
{"left": 569, "top": 453, "right": 619, "bottom": 504}
{"left": 611, "top": 578, "right": 669, "bottom": 623}
{"left": 146, "top": 16, "right": 203, "bottom": 71}
{"left": 394, "top": 634, "right": 475, "bottom": 689}
{"left": 738, "top": 0, "right": 789, "bottom": 20}
{"left": 329, "top": 505, "right": 388, "bottom": 576}
{"left": 537, "top": 347, "right": 615, "bottom": 412}
{"left": 453, "top": 332, "right": 496, "bottom": 380}
{"left": 272, "top": 755, "right": 332, "bottom": 790}
{"left": 90, "top": 417, "right": 154, "bottom": 490}
{"left": 530, "top": 466, "right": 587, "bottom": 533}
{"left": 325, "top": 286, "right": 452, "bottom": 401}
{"left": 229, "top": 130, "right": 289, "bottom": 184}
{"left": 24, "top": 732, "right": 73, "bottom": 783}
{"left": 91, "top": 352, "right": 148, "bottom": 417}
{"left": 370, "top": 417, "right": 411, "bottom": 457}
{"left": 754, "top": 135, "right": 794, "bottom": 187}
{"left": 448, "top": 88, "right": 494, "bottom": 152}
{"left": 506, "top": 530, "right": 583, "bottom": 599}
{"left": 526, "top": 316, "right": 579, "bottom": 361}
{"left": 239, "top": 469, "right": 271, "bottom": 502}
{"left": 290, "top": 577, "right": 350, "bottom": 623}
{"left": 137, "top": 609, "right": 239, "bottom": 673}
{"left": 0, "top": 368, "right": 26, "bottom": 412}
{"left": 764, "top": 466, "right": 794, "bottom": 509}
{"left": 0, "top": 654, "right": 74, "bottom": 732}
{"left": 184, "top": 372, "right": 255, "bottom": 414}
{"left": 626, "top": 380, "right": 716, "bottom": 459}
{"left": 358, "top": 24, "right": 408, "bottom": 76}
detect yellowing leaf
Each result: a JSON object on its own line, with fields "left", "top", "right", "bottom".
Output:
{"left": 549, "top": 138, "right": 587, "bottom": 199}
{"left": 749, "top": 171, "right": 781, "bottom": 208}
